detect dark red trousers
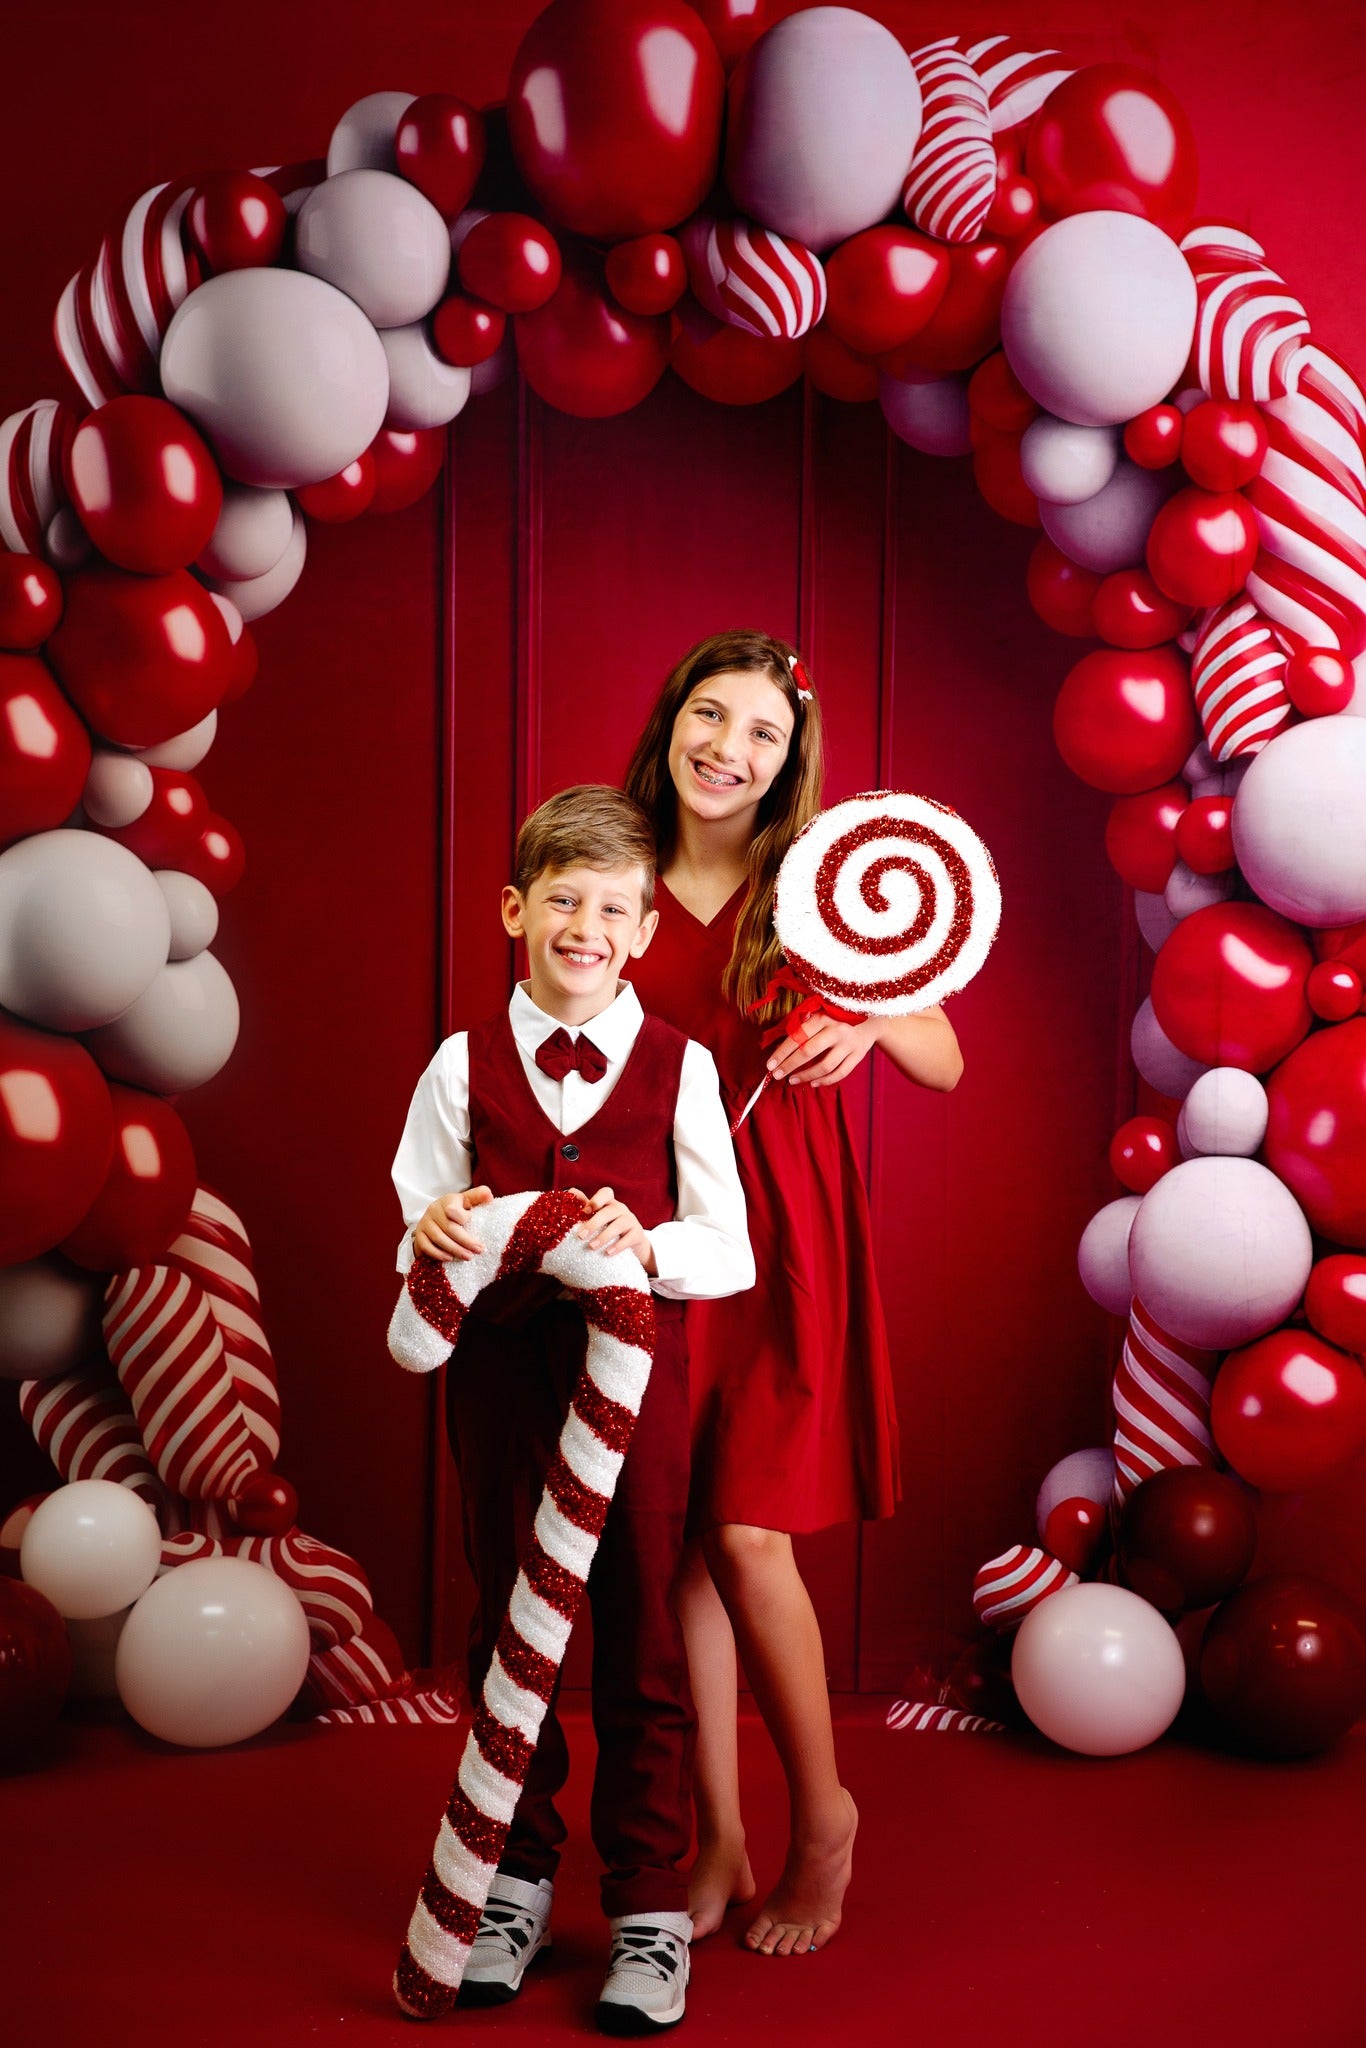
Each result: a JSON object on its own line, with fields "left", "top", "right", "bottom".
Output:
{"left": 445, "top": 1294, "right": 694, "bottom": 1919}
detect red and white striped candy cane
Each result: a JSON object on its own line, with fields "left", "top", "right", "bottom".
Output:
{"left": 167, "top": 1185, "right": 282, "bottom": 1464}
{"left": 887, "top": 1698, "right": 1005, "bottom": 1734}
{"left": 103, "top": 1264, "right": 261, "bottom": 1501}
{"left": 301, "top": 1611, "right": 412, "bottom": 1713}
{"left": 229, "top": 1528, "right": 372, "bottom": 1650}
{"left": 1246, "top": 370, "right": 1366, "bottom": 657}
{"left": 0, "top": 399, "right": 80, "bottom": 558}
{"left": 386, "top": 1189, "right": 656, "bottom": 2020}
{"left": 1190, "top": 597, "right": 1294, "bottom": 761}
{"left": 704, "top": 218, "right": 826, "bottom": 341}
{"left": 972, "top": 1544, "right": 1077, "bottom": 1631}
{"left": 18, "top": 1367, "right": 164, "bottom": 1510}
{"left": 961, "top": 34, "right": 1073, "bottom": 130}
{"left": 54, "top": 179, "right": 197, "bottom": 408}
{"left": 904, "top": 43, "right": 996, "bottom": 245}
{"left": 1181, "top": 224, "right": 1309, "bottom": 406}
{"left": 1111, "top": 1298, "right": 1220, "bottom": 1506}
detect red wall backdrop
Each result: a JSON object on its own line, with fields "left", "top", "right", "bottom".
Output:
{"left": 3, "top": 1, "right": 1365, "bottom": 1683}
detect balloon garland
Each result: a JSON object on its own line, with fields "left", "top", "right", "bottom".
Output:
{"left": 3, "top": 1, "right": 1366, "bottom": 1763}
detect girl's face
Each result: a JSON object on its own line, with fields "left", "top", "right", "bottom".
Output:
{"left": 667, "top": 668, "right": 794, "bottom": 830}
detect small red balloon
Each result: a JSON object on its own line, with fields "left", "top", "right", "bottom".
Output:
{"left": 1026, "top": 63, "right": 1199, "bottom": 238}
{"left": 458, "top": 211, "right": 562, "bottom": 314}
{"left": 1214, "top": 1327, "right": 1366, "bottom": 1489}
{"left": 967, "top": 351, "right": 1037, "bottom": 435}
{"left": 1263, "top": 1017, "right": 1366, "bottom": 1244}
{"left": 394, "top": 93, "right": 487, "bottom": 219}
{"left": 517, "top": 254, "right": 670, "bottom": 417}
{"left": 1109, "top": 1113, "right": 1179, "bottom": 1194}
{"left": 65, "top": 397, "right": 223, "bottom": 577}
{"left": 1041, "top": 1497, "right": 1107, "bottom": 1575}
{"left": 229, "top": 1472, "right": 300, "bottom": 1537}
{"left": 0, "top": 1014, "right": 114, "bottom": 1265}
{"left": 221, "top": 618, "right": 258, "bottom": 703}
{"left": 883, "top": 237, "right": 1011, "bottom": 378}
{"left": 1124, "top": 404, "right": 1184, "bottom": 470}
{"left": 1180, "top": 399, "right": 1268, "bottom": 492}
{"left": 0, "top": 653, "right": 91, "bottom": 849}
{"left": 823, "top": 226, "right": 949, "bottom": 358}
{"left": 1285, "top": 647, "right": 1354, "bottom": 718}
{"left": 1146, "top": 487, "right": 1259, "bottom": 609}
{"left": 186, "top": 172, "right": 287, "bottom": 273}
{"left": 1200, "top": 1574, "right": 1366, "bottom": 1758}
{"left": 431, "top": 293, "right": 507, "bottom": 368}
{"left": 985, "top": 173, "right": 1039, "bottom": 240}
{"left": 1304, "top": 1253, "right": 1366, "bottom": 1353}
{"left": 1175, "top": 794, "right": 1236, "bottom": 875}
{"left": 685, "top": 0, "right": 770, "bottom": 68}
{"left": 0, "top": 555, "right": 62, "bottom": 650}
{"left": 295, "top": 453, "right": 379, "bottom": 524}
{"left": 1307, "top": 960, "right": 1362, "bottom": 1023}
{"left": 670, "top": 306, "right": 802, "bottom": 405}
{"left": 97, "top": 767, "right": 207, "bottom": 869}
{"left": 972, "top": 428, "right": 1040, "bottom": 528}
{"left": 1092, "top": 566, "right": 1191, "bottom": 649}
{"left": 1152, "top": 901, "right": 1312, "bottom": 1072}
{"left": 47, "top": 563, "right": 234, "bottom": 748}
{"left": 802, "top": 327, "right": 878, "bottom": 403}
{"left": 605, "top": 233, "right": 687, "bottom": 316}
{"left": 367, "top": 429, "right": 448, "bottom": 515}
{"left": 60, "top": 1084, "right": 197, "bottom": 1272}
{"left": 1052, "top": 644, "right": 1198, "bottom": 794}
{"left": 1026, "top": 535, "right": 1100, "bottom": 638}
{"left": 0, "top": 1580, "right": 73, "bottom": 1751}
{"left": 1105, "top": 781, "right": 1187, "bottom": 892}
{"left": 179, "top": 812, "right": 246, "bottom": 897}
{"left": 1118, "top": 1468, "right": 1258, "bottom": 1613}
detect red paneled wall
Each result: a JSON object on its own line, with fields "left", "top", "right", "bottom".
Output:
{"left": 3, "top": 1, "right": 1366, "bottom": 1682}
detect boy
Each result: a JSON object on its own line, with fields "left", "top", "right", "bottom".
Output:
{"left": 392, "top": 785, "right": 753, "bottom": 2035}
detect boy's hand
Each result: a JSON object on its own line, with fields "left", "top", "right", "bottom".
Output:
{"left": 573, "top": 1186, "right": 657, "bottom": 1273}
{"left": 413, "top": 1185, "right": 492, "bottom": 1262}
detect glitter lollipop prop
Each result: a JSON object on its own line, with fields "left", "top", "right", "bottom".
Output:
{"left": 736, "top": 789, "right": 1001, "bottom": 1128}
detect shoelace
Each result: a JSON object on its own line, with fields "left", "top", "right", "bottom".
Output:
{"left": 608, "top": 1927, "right": 684, "bottom": 1983}
{"left": 474, "top": 1901, "right": 543, "bottom": 1963}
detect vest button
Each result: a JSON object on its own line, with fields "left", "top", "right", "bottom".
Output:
{"left": 560, "top": 1141, "right": 580, "bottom": 1163}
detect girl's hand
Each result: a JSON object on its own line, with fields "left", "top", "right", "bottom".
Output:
{"left": 573, "top": 1186, "right": 658, "bottom": 1272}
{"left": 767, "top": 1015, "right": 881, "bottom": 1088}
{"left": 413, "top": 1185, "right": 492, "bottom": 1261}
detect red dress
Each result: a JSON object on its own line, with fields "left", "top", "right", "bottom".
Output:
{"left": 628, "top": 878, "right": 900, "bottom": 1534}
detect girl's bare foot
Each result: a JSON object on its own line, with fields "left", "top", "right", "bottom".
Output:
{"left": 745, "top": 1789, "right": 857, "bottom": 1957}
{"left": 688, "top": 1835, "right": 756, "bottom": 1939}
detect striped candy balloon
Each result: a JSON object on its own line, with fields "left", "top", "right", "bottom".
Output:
{"left": 317, "top": 1686, "right": 462, "bottom": 1728}
{"left": 0, "top": 400, "right": 80, "bottom": 559}
{"left": 167, "top": 1186, "right": 282, "bottom": 1464}
{"left": 1245, "top": 380, "right": 1366, "bottom": 658}
{"left": 887, "top": 1698, "right": 1005, "bottom": 1734}
{"left": 103, "top": 1265, "right": 261, "bottom": 1502}
{"left": 1181, "top": 225, "right": 1309, "bottom": 407}
{"left": 1190, "top": 598, "right": 1295, "bottom": 760}
{"left": 972, "top": 1545, "right": 1078, "bottom": 1631}
{"left": 963, "top": 34, "right": 1073, "bottom": 130}
{"left": 229, "top": 1529, "right": 372, "bottom": 1650}
{"left": 301, "top": 1612, "right": 411, "bottom": 1712}
{"left": 903, "top": 43, "right": 997, "bottom": 245}
{"left": 704, "top": 219, "right": 826, "bottom": 341}
{"left": 1271, "top": 343, "right": 1366, "bottom": 492}
{"left": 1111, "top": 1298, "right": 1219, "bottom": 1506}
{"left": 54, "top": 179, "right": 198, "bottom": 409}
{"left": 157, "top": 1528, "right": 221, "bottom": 1573}
{"left": 18, "top": 1368, "right": 164, "bottom": 1510}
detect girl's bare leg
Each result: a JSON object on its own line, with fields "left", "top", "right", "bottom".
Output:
{"left": 676, "top": 1540, "right": 755, "bottom": 1936}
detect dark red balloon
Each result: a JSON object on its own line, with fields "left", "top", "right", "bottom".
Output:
{"left": 968, "top": 352, "right": 1037, "bottom": 435}
{"left": 0, "top": 555, "right": 62, "bottom": 650}
{"left": 823, "top": 227, "right": 949, "bottom": 358}
{"left": 97, "top": 766, "right": 208, "bottom": 869}
{"left": 1305, "top": 1253, "right": 1366, "bottom": 1353}
{"left": 1146, "top": 487, "right": 1259, "bottom": 609}
{"left": 179, "top": 811, "right": 246, "bottom": 897}
{"left": 972, "top": 428, "right": 1040, "bottom": 528}
{"left": 1264, "top": 1017, "right": 1366, "bottom": 1245}
{"left": 1124, "top": 404, "right": 1184, "bottom": 470}
{"left": 517, "top": 253, "right": 669, "bottom": 417}
{"left": 458, "top": 212, "right": 562, "bottom": 314}
{"left": 1175, "top": 794, "right": 1235, "bottom": 875}
{"left": 685, "top": 0, "right": 770, "bottom": 68}
{"left": 1213, "top": 1328, "right": 1366, "bottom": 1491}
{"left": 1151, "top": 902, "right": 1313, "bottom": 1072}
{"left": 186, "top": 172, "right": 287, "bottom": 273}
{"left": 65, "top": 397, "right": 223, "bottom": 576}
{"left": 1285, "top": 647, "right": 1354, "bottom": 719}
{"left": 229, "top": 1472, "right": 300, "bottom": 1536}
{"left": 883, "top": 237, "right": 1011, "bottom": 377}
{"left": 1026, "top": 64, "right": 1199, "bottom": 238}
{"left": 1306, "top": 960, "right": 1361, "bottom": 1023}
{"left": 1041, "top": 1497, "right": 1107, "bottom": 1575}
{"left": 605, "top": 233, "right": 687, "bottom": 316}
{"left": 47, "top": 563, "right": 234, "bottom": 748}
{"left": 985, "top": 173, "right": 1040, "bottom": 240}
{"left": 1026, "top": 535, "right": 1100, "bottom": 638}
{"left": 670, "top": 306, "right": 802, "bottom": 404}
{"left": 367, "top": 429, "right": 448, "bottom": 515}
{"left": 1052, "top": 644, "right": 1198, "bottom": 794}
{"left": 1092, "top": 567, "right": 1191, "bottom": 649}
{"left": 60, "top": 1084, "right": 196, "bottom": 1272}
{"left": 1180, "top": 399, "right": 1267, "bottom": 492}
{"left": 0, "top": 1015, "right": 114, "bottom": 1265}
{"left": 295, "top": 453, "right": 379, "bottom": 524}
{"left": 1105, "top": 781, "right": 1187, "bottom": 892}
{"left": 0, "top": 654, "right": 91, "bottom": 849}
{"left": 1110, "top": 1113, "right": 1179, "bottom": 1194}
{"left": 1118, "top": 1468, "right": 1258, "bottom": 1612}
{"left": 508, "top": 0, "right": 725, "bottom": 239}
{"left": 220, "top": 617, "right": 258, "bottom": 703}
{"left": 431, "top": 293, "right": 507, "bottom": 368}
{"left": 1200, "top": 1574, "right": 1366, "bottom": 1758}
{"left": 0, "top": 1579, "right": 72, "bottom": 1750}
{"left": 803, "top": 327, "right": 878, "bottom": 403}
{"left": 394, "top": 93, "right": 487, "bottom": 219}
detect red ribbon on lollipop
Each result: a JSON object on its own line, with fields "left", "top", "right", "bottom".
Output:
{"left": 730, "top": 966, "right": 866, "bottom": 1133}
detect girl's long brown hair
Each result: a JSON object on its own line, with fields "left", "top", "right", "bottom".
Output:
{"left": 624, "top": 629, "right": 824, "bottom": 1020}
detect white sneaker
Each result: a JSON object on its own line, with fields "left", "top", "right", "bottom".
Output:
{"left": 458, "top": 1873, "right": 553, "bottom": 2006}
{"left": 596, "top": 1910, "right": 692, "bottom": 2035}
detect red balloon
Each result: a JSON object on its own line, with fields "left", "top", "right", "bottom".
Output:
{"left": 882, "top": 237, "right": 1011, "bottom": 377}
{"left": 221, "top": 616, "right": 258, "bottom": 703}
{"left": 972, "top": 428, "right": 1040, "bottom": 528}
{"left": 1026, "top": 535, "right": 1100, "bottom": 638}
{"left": 1200, "top": 1574, "right": 1366, "bottom": 1757}
{"left": 1105, "top": 781, "right": 1187, "bottom": 892}
{"left": 1092, "top": 567, "right": 1191, "bottom": 649}
{"left": 1110, "top": 1113, "right": 1179, "bottom": 1194}
{"left": 394, "top": 93, "right": 487, "bottom": 219}
{"left": 186, "top": 172, "right": 287, "bottom": 273}
{"left": 1025, "top": 63, "right": 1199, "bottom": 238}
{"left": 1052, "top": 645, "right": 1198, "bottom": 794}
{"left": 1263, "top": 1017, "right": 1366, "bottom": 1244}
{"left": 1174, "top": 794, "right": 1235, "bottom": 875}
{"left": 507, "top": 0, "right": 725, "bottom": 239}
{"left": 97, "top": 766, "right": 208, "bottom": 868}
{"left": 685, "top": 0, "right": 770, "bottom": 68}
{"left": 0, "top": 1579, "right": 72, "bottom": 1750}
{"left": 823, "top": 227, "right": 949, "bottom": 358}
{"left": 1305, "top": 1253, "right": 1366, "bottom": 1353}
{"left": 985, "top": 173, "right": 1040, "bottom": 240}
{"left": 60, "top": 1083, "right": 196, "bottom": 1272}
{"left": 605, "top": 233, "right": 687, "bottom": 316}
{"left": 0, "top": 654, "right": 91, "bottom": 849}
{"left": 1285, "top": 647, "right": 1354, "bottom": 718}
{"left": 458, "top": 212, "right": 562, "bottom": 314}
{"left": 1151, "top": 902, "right": 1312, "bottom": 1072}
{"left": 1313, "top": 919, "right": 1366, "bottom": 981}
{"left": 1146, "top": 487, "right": 1259, "bottom": 609}
{"left": 1213, "top": 1328, "right": 1366, "bottom": 1490}
{"left": 1124, "top": 403, "right": 1184, "bottom": 470}
{"left": 46, "top": 563, "right": 234, "bottom": 748}
{"left": 1306, "top": 960, "right": 1362, "bottom": 1022}
{"left": 431, "top": 293, "right": 507, "bottom": 368}
{"left": 1118, "top": 1469, "right": 1258, "bottom": 1613}
{"left": 0, "top": 1015, "right": 114, "bottom": 1265}
{"left": 65, "top": 397, "right": 223, "bottom": 577}
{"left": 228, "top": 1472, "right": 300, "bottom": 1536}
{"left": 670, "top": 304, "right": 802, "bottom": 405}
{"left": 179, "top": 811, "right": 246, "bottom": 897}
{"left": 1180, "top": 399, "right": 1267, "bottom": 492}
{"left": 802, "top": 327, "right": 878, "bottom": 404}
{"left": 0, "top": 555, "right": 62, "bottom": 650}
{"left": 1041, "top": 1497, "right": 1107, "bottom": 1575}
{"left": 367, "top": 428, "right": 448, "bottom": 515}
{"left": 295, "top": 453, "right": 379, "bottom": 524}
{"left": 517, "top": 253, "right": 669, "bottom": 417}
{"left": 967, "top": 351, "right": 1037, "bottom": 435}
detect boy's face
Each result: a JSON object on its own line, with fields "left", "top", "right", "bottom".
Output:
{"left": 502, "top": 863, "right": 659, "bottom": 1023}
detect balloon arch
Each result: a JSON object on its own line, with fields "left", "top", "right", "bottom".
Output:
{"left": 3, "top": 2, "right": 1366, "bottom": 1755}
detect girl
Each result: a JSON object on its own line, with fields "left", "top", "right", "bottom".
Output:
{"left": 624, "top": 630, "right": 963, "bottom": 1960}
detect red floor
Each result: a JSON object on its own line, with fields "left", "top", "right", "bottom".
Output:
{"left": 4, "top": 1699, "right": 1362, "bottom": 2048}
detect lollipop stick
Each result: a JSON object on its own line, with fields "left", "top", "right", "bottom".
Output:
{"left": 730, "top": 1071, "right": 771, "bottom": 1134}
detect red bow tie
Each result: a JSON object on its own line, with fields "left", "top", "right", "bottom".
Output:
{"left": 535, "top": 1027, "right": 608, "bottom": 1084}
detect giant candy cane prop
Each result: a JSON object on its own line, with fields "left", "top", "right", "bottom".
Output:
{"left": 385, "top": 1188, "right": 656, "bottom": 2019}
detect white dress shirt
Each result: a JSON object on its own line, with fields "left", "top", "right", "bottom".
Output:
{"left": 392, "top": 981, "right": 754, "bottom": 1301}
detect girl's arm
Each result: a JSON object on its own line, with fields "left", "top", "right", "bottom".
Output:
{"left": 870, "top": 1005, "right": 964, "bottom": 1092}
{"left": 768, "top": 1002, "right": 963, "bottom": 1093}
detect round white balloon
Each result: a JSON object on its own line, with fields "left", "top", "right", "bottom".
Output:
{"left": 115, "top": 1556, "right": 311, "bottom": 1748}
{"left": 1012, "top": 1582, "right": 1185, "bottom": 1756}
{"left": 1129, "top": 1154, "right": 1313, "bottom": 1349}
{"left": 20, "top": 1480, "right": 162, "bottom": 1621}
{"left": 1164, "top": 857, "right": 1236, "bottom": 921}
{"left": 380, "top": 322, "right": 472, "bottom": 430}
{"left": 153, "top": 869, "right": 220, "bottom": 961}
{"left": 326, "top": 89, "right": 417, "bottom": 176}
{"left": 1131, "top": 995, "right": 1208, "bottom": 1098}
{"left": 0, "top": 1257, "right": 103, "bottom": 1383}
{"left": 1003, "top": 212, "right": 1197, "bottom": 427}
{"left": 1020, "top": 415, "right": 1120, "bottom": 506}
{"left": 1077, "top": 1196, "right": 1142, "bottom": 1314}
{"left": 1177, "top": 1066, "right": 1270, "bottom": 1159}
{"left": 296, "top": 169, "right": 450, "bottom": 328}
{"left": 470, "top": 333, "right": 515, "bottom": 397}
{"left": 160, "top": 269, "right": 390, "bottom": 490}
{"left": 83, "top": 950, "right": 239, "bottom": 1095}
{"left": 1040, "top": 458, "right": 1174, "bottom": 573}
{"left": 135, "top": 710, "right": 218, "bottom": 774}
{"left": 197, "top": 482, "right": 294, "bottom": 581}
{"left": 0, "top": 828, "right": 170, "bottom": 1031}
{"left": 82, "top": 752, "right": 153, "bottom": 829}
{"left": 203, "top": 506, "right": 306, "bottom": 623}
{"left": 1134, "top": 890, "right": 1178, "bottom": 953}
{"left": 878, "top": 368, "right": 972, "bottom": 457}
{"left": 1035, "top": 1447, "right": 1116, "bottom": 1539}
{"left": 1232, "top": 717, "right": 1366, "bottom": 926}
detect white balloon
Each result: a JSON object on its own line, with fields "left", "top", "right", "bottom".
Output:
{"left": 1183, "top": 739, "right": 1216, "bottom": 785}
{"left": 449, "top": 207, "right": 489, "bottom": 256}
{"left": 1040, "top": 458, "right": 1173, "bottom": 573}
{"left": 470, "top": 333, "right": 515, "bottom": 397}
{"left": 380, "top": 322, "right": 472, "bottom": 430}
{"left": 135, "top": 709, "right": 218, "bottom": 774}
{"left": 878, "top": 368, "right": 971, "bottom": 457}
{"left": 1134, "top": 890, "right": 1178, "bottom": 953}
{"left": 0, "top": 1257, "right": 103, "bottom": 1382}
{"left": 161, "top": 269, "right": 390, "bottom": 490}
{"left": 20, "top": 1480, "right": 162, "bottom": 1621}
{"left": 1020, "top": 416, "right": 1120, "bottom": 506}
{"left": 1232, "top": 718, "right": 1366, "bottom": 926}
{"left": 196, "top": 482, "right": 294, "bottom": 581}
{"left": 1036, "top": 1448, "right": 1115, "bottom": 1538}
{"left": 203, "top": 506, "right": 307, "bottom": 623}
{"left": 154, "top": 869, "right": 219, "bottom": 961}
{"left": 83, "top": 752, "right": 153, "bottom": 828}
{"left": 83, "top": 950, "right": 239, "bottom": 1095}
{"left": 1012, "top": 1583, "right": 1185, "bottom": 1756}
{"left": 1164, "top": 857, "right": 1236, "bottom": 920}
{"left": 1003, "top": 212, "right": 1197, "bottom": 428}
{"left": 326, "top": 89, "right": 417, "bottom": 176}
{"left": 1077, "top": 1196, "right": 1142, "bottom": 1314}
{"left": 1178, "top": 1066, "right": 1270, "bottom": 1159}
{"left": 296, "top": 169, "right": 450, "bottom": 328}
{"left": 115, "top": 1556, "right": 311, "bottom": 1748}
{"left": 1129, "top": 1154, "right": 1313, "bottom": 1349}
{"left": 1131, "top": 995, "right": 1207, "bottom": 1097}
{"left": 66, "top": 1606, "right": 132, "bottom": 1702}
{"left": 0, "top": 828, "right": 170, "bottom": 1031}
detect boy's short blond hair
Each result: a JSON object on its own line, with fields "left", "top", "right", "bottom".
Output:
{"left": 514, "top": 785, "right": 657, "bottom": 912}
